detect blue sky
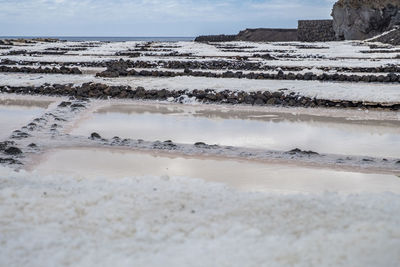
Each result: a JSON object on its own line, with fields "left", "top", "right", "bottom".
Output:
{"left": 0, "top": 0, "right": 337, "bottom": 36}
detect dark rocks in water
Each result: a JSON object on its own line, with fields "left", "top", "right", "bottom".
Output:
{"left": 28, "top": 143, "right": 37, "bottom": 148}
{"left": 194, "top": 142, "right": 209, "bottom": 148}
{"left": 396, "top": 160, "right": 400, "bottom": 164}
{"left": 362, "top": 158, "right": 375, "bottom": 162}
{"left": 0, "top": 141, "right": 15, "bottom": 151}
{"left": 90, "top": 132, "right": 102, "bottom": 139}
{"left": 70, "top": 103, "right": 85, "bottom": 109}
{"left": 153, "top": 140, "right": 177, "bottom": 150}
{"left": 58, "top": 101, "right": 72, "bottom": 107}
{"left": 0, "top": 158, "right": 22, "bottom": 164}
{"left": 194, "top": 142, "right": 219, "bottom": 149}
{"left": 162, "top": 140, "right": 177, "bottom": 148}
{"left": 4, "top": 147, "right": 23, "bottom": 155}
{"left": 287, "top": 148, "right": 319, "bottom": 156}
{"left": 11, "top": 130, "right": 31, "bottom": 139}
{"left": 332, "top": 0, "right": 400, "bottom": 40}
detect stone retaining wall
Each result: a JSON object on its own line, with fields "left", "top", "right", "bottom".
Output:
{"left": 298, "top": 20, "right": 336, "bottom": 42}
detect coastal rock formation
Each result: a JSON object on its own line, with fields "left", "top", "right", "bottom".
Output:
{"left": 195, "top": 29, "right": 298, "bottom": 43}
{"left": 235, "top": 28, "right": 298, "bottom": 42}
{"left": 332, "top": 0, "right": 400, "bottom": 40}
{"left": 194, "top": 35, "right": 236, "bottom": 42}
{"left": 369, "top": 26, "right": 400, "bottom": 45}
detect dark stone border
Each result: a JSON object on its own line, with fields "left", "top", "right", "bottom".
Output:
{"left": 3, "top": 58, "right": 400, "bottom": 74}
{"left": 1, "top": 83, "right": 399, "bottom": 111}
{"left": 0, "top": 65, "right": 82, "bottom": 75}
{"left": 97, "top": 61, "right": 400, "bottom": 83}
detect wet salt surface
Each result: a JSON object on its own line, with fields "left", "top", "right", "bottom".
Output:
{"left": 0, "top": 99, "right": 52, "bottom": 140}
{"left": 30, "top": 148, "right": 400, "bottom": 194}
{"left": 69, "top": 103, "right": 400, "bottom": 158}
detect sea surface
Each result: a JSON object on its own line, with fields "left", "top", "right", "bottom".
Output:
{"left": 0, "top": 36, "right": 194, "bottom": 42}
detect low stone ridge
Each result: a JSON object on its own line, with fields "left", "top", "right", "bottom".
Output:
{"left": 1, "top": 83, "right": 399, "bottom": 111}
{"left": 332, "top": 0, "right": 400, "bottom": 40}
{"left": 0, "top": 65, "right": 82, "bottom": 75}
{"left": 4, "top": 58, "right": 400, "bottom": 74}
{"left": 97, "top": 60, "right": 400, "bottom": 84}
{"left": 298, "top": 20, "right": 336, "bottom": 42}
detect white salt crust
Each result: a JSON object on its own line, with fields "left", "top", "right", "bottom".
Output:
{"left": 0, "top": 167, "right": 399, "bottom": 267}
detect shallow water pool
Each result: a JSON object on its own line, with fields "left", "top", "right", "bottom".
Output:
{"left": 0, "top": 99, "right": 52, "bottom": 140}
{"left": 30, "top": 147, "right": 400, "bottom": 194}
{"left": 69, "top": 103, "right": 400, "bottom": 158}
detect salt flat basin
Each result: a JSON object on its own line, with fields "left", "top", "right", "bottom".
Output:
{"left": 0, "top": 98, "right": 52, "bottom": 140}
{"left": 30, "top": 147, "right": 400, "bottom": 194}
{"left": 69, "top": 103, "right": 400, "bottom": 158}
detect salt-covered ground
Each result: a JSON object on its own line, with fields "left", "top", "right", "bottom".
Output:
{"left": 1, "top": 39, "right": 400, "bottom": 266}
{"left": 1, "top": 167, "right": 400, "bottom": 267}
{"left": 1, "top": 73, "right": 399, "bottom": 103}
{"left": 1, "top": 40, "right": 400, "bottom": 103}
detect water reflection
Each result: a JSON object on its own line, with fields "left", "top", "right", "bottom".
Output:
{"left": 70, "top": 103, "right": 400, "bottom": 158}
{"left": 0, "top": 99, "right": 52, "bottom": 108}
{"left": 32, "top": 148, "right": 400, "bottom": 194}
{"left": 0, "top": 99, "right": 51, "bottom": 140}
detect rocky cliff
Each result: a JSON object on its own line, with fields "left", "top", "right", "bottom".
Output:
{"left": 368, "top": 26, "right": 400, "bottom": 45}
{"left": 332, "top": 0, "right": 400, "bottom": 40}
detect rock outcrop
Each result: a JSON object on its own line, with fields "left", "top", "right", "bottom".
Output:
{"left": 194, "top": 35, "right": 236, "bottom": 42}
{"left": 368, "top": 26, "right": 400, "bottom": 45}
{"left": 332, "top": 0, "right": 400, "bottom": 40}
{"left": 235, "top": 28, "right": 298, "bottom": 42}
{"left": 195, "top": 29, "right": 298, "bottom": 43}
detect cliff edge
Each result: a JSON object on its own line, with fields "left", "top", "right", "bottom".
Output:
{"left": 332, "top": 0, "right": 400, "bottom": 40}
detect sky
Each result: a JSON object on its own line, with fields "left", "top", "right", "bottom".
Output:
{"left": 0, "top": 0, "right": 337, "bottom": 37}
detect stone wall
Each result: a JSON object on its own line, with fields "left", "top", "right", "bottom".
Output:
{"left": 298, "top": 20, "right": 336, "bottom": 42}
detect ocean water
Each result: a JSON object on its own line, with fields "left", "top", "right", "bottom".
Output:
{"left": 0, "top": 36, "right": 194, "bottom": 42}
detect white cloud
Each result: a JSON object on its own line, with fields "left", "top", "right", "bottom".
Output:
{"left": 0, "top": 0, "right": 336, "bottom": 36}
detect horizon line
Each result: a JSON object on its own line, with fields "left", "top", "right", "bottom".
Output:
{"left": 0, "top": 35, "right": 196, "bottom": 38}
